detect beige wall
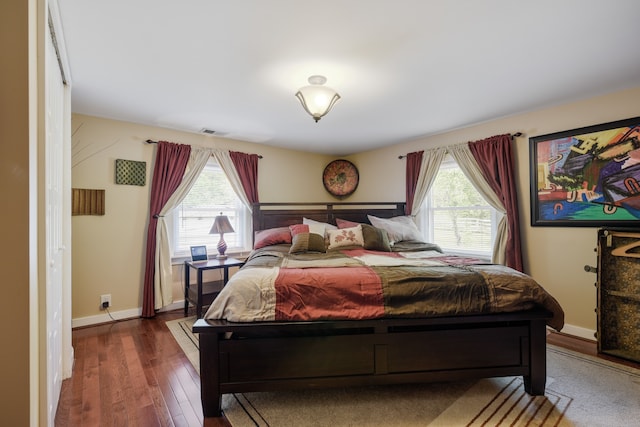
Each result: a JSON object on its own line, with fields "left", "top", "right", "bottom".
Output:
{"left": 71, "top": 114, "right": 335, "bottom": 320}
{"left": 1, "top": 0, "right": 36, "bottom": 424}
{"left": 72, "top": 87, "right": 640, "bottom": 336}
{"left": 348, "top": 86, "right": 640, "bottom": 334}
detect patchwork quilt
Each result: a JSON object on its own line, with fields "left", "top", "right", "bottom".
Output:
{"left": 204, "top": 244, "right": 564, "bottom": 331}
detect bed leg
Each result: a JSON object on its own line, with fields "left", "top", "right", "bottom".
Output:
{"left": 523, "top": 319, "right": 547, "bottom": 395}
{"left": 199, "top": 333, "right": 223, "bottom": 417}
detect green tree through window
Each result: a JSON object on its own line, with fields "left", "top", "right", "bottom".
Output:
{"left": 425, "top": 161, "right": 496, "bottom": 256}
{"left": 169, "top": 159, "right": 249, "bottom": 256}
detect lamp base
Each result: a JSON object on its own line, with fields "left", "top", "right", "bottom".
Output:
{"left": 216, "top": 235, "right": 228, "bottom": 260}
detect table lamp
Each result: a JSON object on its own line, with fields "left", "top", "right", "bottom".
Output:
{"left": 209, "top": 213, "right": 234, "bottom": 259}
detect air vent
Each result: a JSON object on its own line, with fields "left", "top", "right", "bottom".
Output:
{"left": 199, "top": 128, "right": 228, "bottom": 137}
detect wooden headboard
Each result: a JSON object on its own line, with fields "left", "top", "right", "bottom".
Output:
{"left": 252, "top": 202, "right": 406, "bottom": 233}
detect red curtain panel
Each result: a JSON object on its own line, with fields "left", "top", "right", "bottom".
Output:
{"left": 142, "top": 141, "right": 191, "bottom": 318}
{"left": 468, "top": 134, "right": 523, "bottom": 272}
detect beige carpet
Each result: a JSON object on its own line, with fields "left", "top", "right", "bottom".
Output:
{"left": 167, "top": 317, "right": 640, "bottom": 427}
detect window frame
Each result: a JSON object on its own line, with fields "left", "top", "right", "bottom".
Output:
{"left": 166, "top": 158, "right": 251, "bottom": 261}
{"left": 421, "top": 156, "right": 498, "bottom": 259}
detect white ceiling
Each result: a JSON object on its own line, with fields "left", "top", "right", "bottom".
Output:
{"left": 57, "top": 0, "right": 640, "bottom": 156}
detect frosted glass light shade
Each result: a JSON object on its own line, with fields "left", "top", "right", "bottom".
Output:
{"left": 295, "top": 75, "right": 340, "bottom": 122}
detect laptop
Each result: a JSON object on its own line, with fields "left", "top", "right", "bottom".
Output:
{"left": 190, "top": 245, "right": 209, "bottom": 263}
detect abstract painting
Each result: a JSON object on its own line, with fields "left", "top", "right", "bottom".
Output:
{"left": 530, "top": 117, "right": 640, "bottom": 226}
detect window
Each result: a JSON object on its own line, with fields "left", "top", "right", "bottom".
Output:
{"left": 422, "top": 157, "right": 498, "bottom": 258}
{"left": 167, "top": 158, "right": 251, "bottom": 258}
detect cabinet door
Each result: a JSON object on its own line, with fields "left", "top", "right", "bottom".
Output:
{"left": 597, "top": 229, "right": 640, "bottom": 362}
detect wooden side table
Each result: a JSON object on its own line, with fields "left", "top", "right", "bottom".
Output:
{"left": 184, "top": 257, "right": 245, "bottom": 318}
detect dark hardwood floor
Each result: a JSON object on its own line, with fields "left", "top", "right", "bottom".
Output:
{"left": 55, "top": 310, "right": 230, "bottom": 427}
{"left": 56, "top": 311, "right": 639, "bottom": 426}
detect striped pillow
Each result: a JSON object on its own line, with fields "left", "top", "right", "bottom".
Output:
{"left": 289, "top": 232, "right": 326, "bottom": 254}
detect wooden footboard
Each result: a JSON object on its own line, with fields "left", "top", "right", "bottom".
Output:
{"left": 193, "top": 309, "right": 551, "bottom": 418}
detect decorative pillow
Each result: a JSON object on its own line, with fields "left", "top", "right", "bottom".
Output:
{"left": 327, "top": 225, "right": 365, "bottom": 250}
{"left": 336, "top": 218, "right": 360, "bottom": 229}
{"left": 367, "top": 215, "right": 423, "bottom": 244}
{"left": 361, "top": 224, "right": 392, "bottom": 252}
{"left": 289, "top": 223, "right": 309, "bottom": 236}
{"left": 289, "top": 232, "right": 327, "bottom": 254}
{"left": 336, "top": 219, "right": 390, "bottom": 251}
{"left": 254, "top": 227, "right": 292, "bottom": 249}
{"left": 303, "top": 217, "right": 337, "bottom": 238}
{"left": 303, "top": 218, "right": 337, "bottom": 246}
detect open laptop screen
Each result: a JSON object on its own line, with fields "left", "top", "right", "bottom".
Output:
{"left": 190, "top": 245, "right": 208, "bottom": 262}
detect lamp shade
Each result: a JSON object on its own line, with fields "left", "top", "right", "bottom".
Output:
{"left": 209, "top": 214, "right": 234, "bottom": 235}
{"left": 295, "top": 75, "right": 340, "bottom": 122}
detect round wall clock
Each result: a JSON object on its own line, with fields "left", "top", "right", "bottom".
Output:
{"left": 322, "top": 159, "right": 359, "bottom": 198}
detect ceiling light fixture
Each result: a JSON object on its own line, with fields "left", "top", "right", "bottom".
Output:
{"left": 295, "top": 75, "right": 340, "bottom": 122}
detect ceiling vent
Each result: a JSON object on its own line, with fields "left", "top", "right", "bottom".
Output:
{"left": 200, "top": 128, "right": 228, "bottom": 137}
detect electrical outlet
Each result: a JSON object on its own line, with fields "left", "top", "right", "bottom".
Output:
{"left": 100, "top": 294, "right": 111, "bottom": 310}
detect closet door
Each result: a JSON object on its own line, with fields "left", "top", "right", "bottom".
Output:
{"left": 44, "top": 15, "right": 68, "bottom": 424}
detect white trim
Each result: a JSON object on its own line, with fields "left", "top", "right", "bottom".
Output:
{"left": 558, "top": 323, "right": 596, "bottom": 341}
{"left": 71, "top": 300, "right": 185, "bottom": 328}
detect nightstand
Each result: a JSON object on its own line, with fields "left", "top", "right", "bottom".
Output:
{"left": 184, "top": 257, "right": 245, "bottom": 318}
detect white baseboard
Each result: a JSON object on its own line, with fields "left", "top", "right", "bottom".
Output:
{"left": 558, "top": 323, "right": 596, "bottom": 341}
{"left": 72, "top": 300, "right": 185, "bottom": 328}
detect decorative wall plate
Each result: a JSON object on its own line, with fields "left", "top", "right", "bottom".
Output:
{"left": 322, "top": 159, "right": 359, "bottom": 198}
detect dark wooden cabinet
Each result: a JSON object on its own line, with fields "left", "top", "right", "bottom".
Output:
{"left": 596, "top": 229, "right": 640, "bottom": 363}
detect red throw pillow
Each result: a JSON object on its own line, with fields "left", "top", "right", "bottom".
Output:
{"left": 289, "top": 223, "right": 310, "bottom": 236}
{"left": 336, "top": 218, "right": 360, "bottom": 229}
{"left": 254, "top": 227, "right": 292, "bottom": 249}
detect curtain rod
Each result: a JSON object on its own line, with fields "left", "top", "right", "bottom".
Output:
{"left": 145, "top": 139, "right": 263, "bottom": 158}
{"left": 397, "top": 132, "right": 523, "bottom": 159}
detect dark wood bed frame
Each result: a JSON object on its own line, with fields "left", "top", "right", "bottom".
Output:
{"left": 192, "top": 202, "right": 551, "bottom": 418}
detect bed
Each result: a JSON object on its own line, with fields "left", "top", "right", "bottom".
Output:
{"left": 192, "top": 202, "right": 564, "bottom": 418}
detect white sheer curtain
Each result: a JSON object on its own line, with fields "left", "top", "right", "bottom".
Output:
{"left": 154, "top": 147, "right": 213, "bottom": 309}
{"left": 411, "top": 147, "right": 447, "bottom": 216}
{"left": 212, "top": 150, "right": 252, "bottom": 211}
{"left": 447, "top": 144, "right": 508, "bottom": 265}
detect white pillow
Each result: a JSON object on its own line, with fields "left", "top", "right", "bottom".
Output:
{"left": 327, "top": 225, "right": 365, "bottom": 250}
{"left": 303, "top": 217, "right": 337, "bottom": 239}
{"left": 367, "top": 215, "right": 423, "bottom": 244}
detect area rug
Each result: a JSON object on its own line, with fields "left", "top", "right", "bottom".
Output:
{"left": 167, "top": 317, "right": 640, "bottom": 427}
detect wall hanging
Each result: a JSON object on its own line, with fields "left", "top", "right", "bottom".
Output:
{"left": 115, "top": 159, "right": 146, "bottom": 186}
{"left": 530, "top": 116, "right": 640, "bottom": 226}
{"left": 72, "top": 188, "right": 105, "bottom": 216}
{"left": 322, "top": 159, "right": 359, "bottom": 198}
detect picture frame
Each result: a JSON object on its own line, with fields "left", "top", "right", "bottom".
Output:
{"left": 115, "top": 159, "right": 146, "bottom": 186}
{"left": 530, "top": 116, "right": 640, "bottom": 227}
